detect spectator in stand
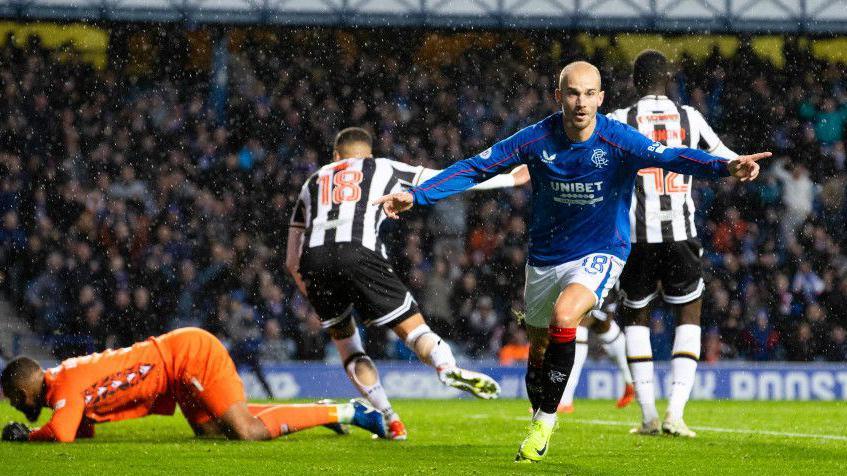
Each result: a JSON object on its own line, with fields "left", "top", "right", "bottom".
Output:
{"left": 24, "top": 251, "right": 65, "bottom": 333}
{"left": 466, "top": 296, "right": 501, "bottom": 358}
{"left": 712, "top": 207, "right": 749, "bottom": 254}
{"left": 262, "top": 318, "right": 291, "bottom": 362}
{"left": 793, "top": 261, "right": 825, "bottom": 304}
{"left": 0, "top": 211, "right": 27, "bottom": 301}
{"left": 785, "top": 322, "right": 816, "bottom": 362}
{"left": 741, "top": 311, "right": 781, "bottom": 361}
{"left": 420, "top": 259, "right": 455, "bottom": 335}
{"left": 770, "top": 158, "right": 814, "bottom": 242}
{"left": 826, "top": 326, "right": 847, "bottom": 361}
{"left": 222, "top": 296, "right": 274, "bottom": 399}
{"left": 109, "top": 289, "right": 134, "bottom": 347}
{"left": 131, "top": 287, "right": 161, "bottom": 341}
{"left": 798, "top": 95, "right": 847, "bottom": 147}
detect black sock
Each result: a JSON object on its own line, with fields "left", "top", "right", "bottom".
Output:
{"left": 539, "top": 340, "right": 576, "bottom": 414}
{"left": 525, "top": 363, "right": 545, "bottom": 413}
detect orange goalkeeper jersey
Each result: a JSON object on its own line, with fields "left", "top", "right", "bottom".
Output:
{"left": 29, "top": 334, "right": 175, "bottom": 442}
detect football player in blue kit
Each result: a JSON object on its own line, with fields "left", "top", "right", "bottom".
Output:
{"left": 373, "top": 61, "right": 770, "bottom": 463}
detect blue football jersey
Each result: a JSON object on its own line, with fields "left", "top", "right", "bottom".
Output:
{"left": 410, "top": 112, "right": 731, "bottom": 266}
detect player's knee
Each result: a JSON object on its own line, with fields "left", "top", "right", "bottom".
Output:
{"left": 551, "top": 300, "right": 592, "bottom": 328}
{"left": 550, "top": 310, "right": 582, "bottom": 328}
{"left": 391, "top": 313, "right": 427, "bottom": 342}
{"left": 328, "top": 318, "right": 356, "bottom": 340}
{"left": 676, "top": 299, "right": 702, "bottom": 326}
{"left": 635, "top": 307, "right": 651, "bottom": 326}
{"left": 218, "top": 403, "right": 271, "bottom": 441}
{"left": 230, "top": 419, "right": 270, "bottom": 441}
{"left": 403, "top": 324, "right": 436, "bottom": 358}
{"left": 621, "top": 305, "right": 650, "bottom": 326}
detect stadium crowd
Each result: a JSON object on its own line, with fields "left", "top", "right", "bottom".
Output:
{"left": 0, "top": 31, "right": 846, "bottom": 363}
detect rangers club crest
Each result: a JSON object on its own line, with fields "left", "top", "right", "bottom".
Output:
{"left": 591, "top": 148, "right": 608, "bottom": 168}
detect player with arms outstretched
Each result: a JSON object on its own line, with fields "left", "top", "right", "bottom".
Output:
{"left": 1, "top": 327, "right": 388, "bottom": 442}
{"left": 609, "top": 50, "right": 739, "bottom": 437}
{"left": 286, "top": 127, "right": 528, "bottom": 440}
{"left": 374, "top": 61, "right": 769, "bottom": 463}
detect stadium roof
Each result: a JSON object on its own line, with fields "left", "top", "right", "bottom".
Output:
{"left": 2, "top": 0, "right": 847, "bottom": 34}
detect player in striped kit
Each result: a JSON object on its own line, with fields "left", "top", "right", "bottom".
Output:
{"left": 286, "top": 127, "right": 528, "bottom": 440}
{"left": 608, "top": 50, "right": 739, "bottom": 437}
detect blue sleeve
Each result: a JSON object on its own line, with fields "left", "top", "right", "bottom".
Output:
{"left": 410, "top": 127, "right": 533, "bottom": 206}
{"left": 607, "top": 121, "right": 731, "bottom": 179}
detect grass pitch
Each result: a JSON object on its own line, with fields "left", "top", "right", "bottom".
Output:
{"left": 0, "top": 399, "right": 845, "bottom": 475}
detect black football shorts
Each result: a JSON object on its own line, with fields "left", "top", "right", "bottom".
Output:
{"left": 618, "top": 238, "right": 704, "bottom": 309}
{"left": 300, "top": 245, "right": 419, "bottom": 329}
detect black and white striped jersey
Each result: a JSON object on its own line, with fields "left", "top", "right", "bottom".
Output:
{"left": 289, "top": 158, "right": 426, "bottom": 256}
{"left": 608, "top": 96, "right": 737, "bottom": 243}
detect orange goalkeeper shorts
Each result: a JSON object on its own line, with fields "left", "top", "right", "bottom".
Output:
{"left": 158, "top": 327, "right": 247, "bottom": 425}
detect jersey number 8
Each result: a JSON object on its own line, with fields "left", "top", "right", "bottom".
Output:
{"left": 582, "top": 255, "right": 609, "bottom": 275}
{"left": 319, "top": 170, "right": 364, "bottom": 205}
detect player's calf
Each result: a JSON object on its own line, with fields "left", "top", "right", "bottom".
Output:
{"left": 396, "top": 318, "right": 500, "bottom": 399}
{"left": 525, "top": 325, "right": 549, "bottom": 413}
{"left": 667, "top": 302, "right": 702, "bottom": 422}
{"left": 331, "top": 322, "right": 403, "bottom": 432}
{"left": 240, "top": 401, "right": 388, "bottom": 440}
{"left": 625, "top": 324, "right": 659, "bottom": 424}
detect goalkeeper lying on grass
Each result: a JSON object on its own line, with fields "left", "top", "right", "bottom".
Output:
{"left": 1, "top": 327, "right": 386, "bottom": 442}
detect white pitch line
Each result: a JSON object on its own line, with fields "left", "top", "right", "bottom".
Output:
{"left": 568, "top": 418, "right": 847, "bottom": 441}
{"left": 466, "top": 414, "right": 847, "bottom": 441}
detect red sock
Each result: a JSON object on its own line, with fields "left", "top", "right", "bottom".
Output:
{"left": 549, "top": 326, "right": 576, "bottom": 343}
{"left": 256, "top": 404, "right": 339, "bottom": 438}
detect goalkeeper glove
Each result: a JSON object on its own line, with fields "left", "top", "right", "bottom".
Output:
{"left": 2, "top": 422, "right": 31, "bottom": 442}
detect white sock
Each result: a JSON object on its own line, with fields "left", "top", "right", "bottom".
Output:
{"left": 667, "top": 324, "right": 701, "bottom": 421}
{"left": 344, "top": 358, "right": 397, "bottom": 421}
{"left": 337, "top": 403, "right": 355, "bottom": 424}
{"left": 598, "top": 320, "right": 633, "bottom": 385}
{"left": 336, "top": 332, "right": 397, "bottom": 421}
{"left": 404, "top": 324, "right": 457, "bottom": 375}
{"left": 533, "top": 409, "right": 558, "bottom": 427}
{"left": 625, "top": 325, "right": 658, "bottom": 423}
{"left": 560, "top": 326, "right": 589, "bottom": 406}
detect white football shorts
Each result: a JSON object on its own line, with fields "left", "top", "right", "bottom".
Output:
{"left": 523, "top": 253, "right": 625, "bottom": 329}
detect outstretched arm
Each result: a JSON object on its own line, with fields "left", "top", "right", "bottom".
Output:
{"left": 374, "top": 130, "right": 535, "bottom": 217}
{"left": 607, "top": 123, "right": 770, "bottom": 182}
{"left": 414, "top": 164, "right": 530, "bottom": 191}
{"left": 27, "top": 397, "right": 85, "bottom": 442}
